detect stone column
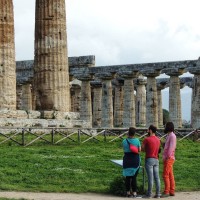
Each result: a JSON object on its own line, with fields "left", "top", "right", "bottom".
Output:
{"left": 142, "top": 70, "right": 160, "bottom": 128}
{"left": 165, "top": 68, "right": 185, "bottom": 128}
{"left": 157, "top": 82, "right": 167, "bottom": 127}
{"left": 34, "top": 0, "right": 70, "bottom": 111}
{"left": 22, "top": 83, "right": 33, "bottom": 110}
{"left": 97, "top": 73, "right": 114, "bottom": 128}
{"left": 70, "top": 83, "right": 81, "bottom": 112}
{"left": 0, "top": 0, "right": 16, "bottom": 109}
{"left": 91, "top": 81, "right": 102, "bottom": 128}
{"left": 76, "top": 74, "right": 94, "bottom": 127}
{"left": 16, "top": 84, "right": 23, "bottom": 110}
{"left": 120, "top": 71, "right": 139, "bottom": 128}
{"left": 113, "top": 79, "right": 124, "bottom": 127}
{"left": 188, "top": 65, "right": 200, "bottom": 129}
{"left": 135, "top": 78, "right": 147, "bottom": 127}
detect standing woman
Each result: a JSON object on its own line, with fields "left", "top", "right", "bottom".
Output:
{"left": 161, "top": 122, "right": 177, "bottom": 198}
{"left": 122, "top": 127, "right": 141, "bottom": 197}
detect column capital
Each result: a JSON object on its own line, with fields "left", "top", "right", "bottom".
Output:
{"left": 74, "top": 74, "right": 94, "bottom": 81}
{"left": 117, "top": 70, "right": 140, "bottom": 79}
{"left": 141, "top": 69, "right": 161, "bottom": 77}
{"left": 95, "top": 72, "right": 115, "bottom": 80}
{"left": 188, "top": 67, "right": 200, "bottom": 75}
{"left": 90, "top": 81, "right": 102, "bottom": 88}
{"left": 156, "top": 79, "right": 168, "bottom": 90}
{"left": 163, "top": 68, "right": 185, "bottom": 76}
{"left": 136, "top": 78, "right": 147, "bottom": 86}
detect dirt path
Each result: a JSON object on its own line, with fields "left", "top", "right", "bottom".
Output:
{"left": 0, "top": 191, "right": 199, "bottom": 200}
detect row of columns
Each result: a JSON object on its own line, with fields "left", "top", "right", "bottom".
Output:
{"left": 74, "top": 68, "right": 200, "bottom": 129}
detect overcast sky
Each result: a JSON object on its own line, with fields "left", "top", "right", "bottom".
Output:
{"left": 13, "top": 0, "right": 200, "bottom": 66}
{"left": 13, "top": 0, "right": 196, "bottom": 121}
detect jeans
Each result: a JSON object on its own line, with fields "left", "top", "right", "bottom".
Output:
{"left": 163, "top": 158, "right": 175, "bottom": 194}
{"left": 145, "top": 158, "right": 161, "bottom": 196}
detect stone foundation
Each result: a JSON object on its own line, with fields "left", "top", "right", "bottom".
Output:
{"left": 0, "top": 110, "right": 90, "bottom": 128}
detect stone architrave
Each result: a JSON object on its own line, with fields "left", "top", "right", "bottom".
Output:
{"left": 188, "top": 64, "right": 200, "bottom": 129}
{"left": 97, "top": 73, "right": 114, "bottom": 128}
{"left": 113, "top": 79, "right": 124, "bottom": 127}
{"left": 34, "top": 0, "right": 70, "bottom": 111}
{"left": 119, "top": 71, "right": 139, "bottom": 128}
{"left": 75, "top": 74, "right": 94, "bottom": 128}
{"left": 142, "top": 69, "right": 161, "bottom": 128}
{"left": 91, "top": 81, "right": 102, "bottom": 128}
{"left": 165, "top": 68, "right": 185, "bottom": 128}
{"left": 0, "top": 0, "right": 16, "bottom": 110}
{"left": 135, "top": 78, "right": 147, "bottom": 127}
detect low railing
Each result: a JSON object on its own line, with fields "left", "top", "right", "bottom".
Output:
{"left": 0, "top": 127, "right": 198, "bottom": 147}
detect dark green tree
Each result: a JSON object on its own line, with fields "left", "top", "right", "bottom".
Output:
{"left": 163, "top": 109, "right": 169, "bottom": 125}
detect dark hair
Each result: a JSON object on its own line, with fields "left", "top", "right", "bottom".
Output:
{"left": 148, "top": 125, "right": 157, "bottom": 133}
{"left": 164, "top": 122, "right": 174, "bottom": 133}
{"left": 128, "top": 127, "right": 136, "bottom": 136}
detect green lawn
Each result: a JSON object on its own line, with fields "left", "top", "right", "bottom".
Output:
{"left": 0, "top": 136, "right": 199, "bottom": 194}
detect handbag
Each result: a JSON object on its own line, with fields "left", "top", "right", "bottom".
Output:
{"left": 126, "top": 139, "right": 139, "bottom": 154}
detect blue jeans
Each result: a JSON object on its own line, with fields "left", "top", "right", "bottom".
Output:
{"left": 145, "top": 158, "right": 161, "bottom": 196}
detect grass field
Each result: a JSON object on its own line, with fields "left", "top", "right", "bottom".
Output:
{"left": 0, "top": 135, "right": 199, "bottom": 195}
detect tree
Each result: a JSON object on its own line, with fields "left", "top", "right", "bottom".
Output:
{"left": 163, "top": 109, "right": 169, "bottom": 125}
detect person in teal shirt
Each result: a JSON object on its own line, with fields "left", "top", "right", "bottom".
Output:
{"left": 122, "top": 127, "right": 141, "bottom": 197}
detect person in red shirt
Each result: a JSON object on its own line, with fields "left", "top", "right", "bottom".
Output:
{"left": 142, "top": 125, "right": 161, "bottom": 198}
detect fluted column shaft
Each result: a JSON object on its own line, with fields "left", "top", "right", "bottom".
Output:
{"left": 142, "top": 70, "right": 160, "bottom": 128}
{"left": 0, "top": 0, "right": 16, "bottom": 109}
{"left": 77, "top": 75, "right": 94, "bottom": 127}
{"left": 136, "top": 79, "right": 146, "bottom": 127}
{"left": 188, "top": 66, "right": 200, "bottom": 129}
{"left": 166, "top": 69, "right": 184, "bottom": 128}
{"left": 97, "top": 73, "right": 114, "bottom": 128}
{"left": 70, "top": 84, "right": 81, "bottom": 112}
{"left": 34, "top": 0, "right": 70, "bottom": 111}
{"left": 113, "top": 80, "right": 124, "bottom": 127}
{"left": 91, "top": 81, "right": 102, "bottom": 128}
{"left": 121, "top": 71, "right": 139, "bottom": 127}
{"left": 22, "top": 84, "right": 32, "bottom": 110}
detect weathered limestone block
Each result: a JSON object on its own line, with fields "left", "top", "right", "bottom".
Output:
{"left": 0, "top": 0, "right": 16, "bottom": 110}
{"left": 69, "top": 55, "right": 95, "bottom": 68}
{"left": 0, "top": 110, "right": 28, "bottom": 119}
{"left": 28, "top": 111, "right": 41, "bottom": 119}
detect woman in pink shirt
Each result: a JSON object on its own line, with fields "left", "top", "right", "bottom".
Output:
{"left": 161, "top": 122, "right": 177, "bottom": 198}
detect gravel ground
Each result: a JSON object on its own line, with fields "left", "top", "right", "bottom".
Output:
{"left": 0, "top": 191, "right": 199, "bottom": 200}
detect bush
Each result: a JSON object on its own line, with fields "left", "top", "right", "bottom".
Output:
{"left": 109, "top": 176, "right": 146, "bottom": 196}
{"left": 109, "top": 176, "right": 126, "bottom": 196}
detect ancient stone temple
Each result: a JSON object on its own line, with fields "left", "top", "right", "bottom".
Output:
{"left": 0, "top": 0, "right": 16, "bottom": 110}
{"left": 34, "top": 0, "right": 70, "bottom": 111}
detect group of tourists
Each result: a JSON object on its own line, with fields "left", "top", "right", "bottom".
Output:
{"left": 122, "top": 122, "right": 176, "bottom": 198}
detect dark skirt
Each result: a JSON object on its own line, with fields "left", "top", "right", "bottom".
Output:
{"left": 123, "top": 152, "right": 140, "bottom": 169}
